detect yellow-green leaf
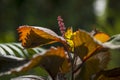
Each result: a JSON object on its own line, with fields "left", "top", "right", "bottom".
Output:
{"left": 64, "top": 27, "right": 74, "bottom": 51}
{"left": 64, "top": 27, "right": 73, "bottom": 40}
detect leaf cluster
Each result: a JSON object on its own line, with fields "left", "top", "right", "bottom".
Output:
{"left": 0, "top": 18, "right": 120, "bottom": 80}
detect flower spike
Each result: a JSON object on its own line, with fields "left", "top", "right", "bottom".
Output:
{"left": 57, "top": 16, "right": 66, "bottom": 36}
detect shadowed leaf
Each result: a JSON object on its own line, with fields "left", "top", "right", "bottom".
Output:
{"left": 75, "top": 50, "right": 110, "bottom": 80}
{"left": 95, "top": 67, "right": 120, "bottom": 80}
{"left": 37, "top": 47, "right": 69, "bottom": 78}
{"left": 18, "top": 25, "right": 64, "bottom": 48}
{"left": 0, "top": 56, "right": 29, "bottom": 76}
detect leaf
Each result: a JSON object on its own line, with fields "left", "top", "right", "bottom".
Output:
{"left": 18, "top": 25, "right": 64, "bottom": 48}
{"left": 0, "top": 47, "right": 69, "bottom": 79}
{"left": 75, "top": 50, "right": 110, "bottom": 80}
{"left": 37, "top": 47, "right": 69, "bottom": 78}
{"left": 64, "top": 27, "right": 74, "bottom": 51}
{"left": 60, "top": 57, "right": 71, "bottom": 74}
{"left": 94, "top": 32, "right": 110, "bottom": 43}
{"left": 91, "top": 30, "right": 110, "bottom": 43}
{"left": 11, "top": 75, "right": 45, "bottom": 80}
{"left": 103, "top": 34, "right": 120, "bottom": 49}
{"left": 73, "top": 29, "right": 101, "bottom": 60}
{"left": 0, "top": 44, "right": 15, "bottom": 56}
{"left": 95, "top": 67, "right": 120, "bottom": 80}
{"left": 0, "top": 55, "right": 29, "bottom": 76}
{"left": 64, "top": 27, "right": 73, "bottom": 40}
{"left": 0, "top": 43, "right": 46, "bottom": 58}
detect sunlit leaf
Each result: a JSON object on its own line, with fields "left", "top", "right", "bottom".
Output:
{"left": 95, "top": 67, "right": 120, "bottom": 80}
{"left": 0, "top": 47, "right": 6, "bottom": 56}
{"left": 91, "top": 30, "right": 110, "bottom": 43}
{"left": 103, "top": 34, "right": 120, "bottom": 49}
{"left": 0, "top": 44, "right": 15, "bottom": 56}
{"left": 64, "top": 27, "right": 73, "bottom": 40}
{"left": 0, "top": 43, "right": 46, "bottom": 58}
{"left": 75, "top": 50, "right": 110, "bottom": 80}
{"left": 18, "top": 25, "right": 64, "bottom": 48}
{"left": 64, "top": 27, "right": 74, "bottom": 51}
{"left": 73, "top": 29, "right": 101, "bottom": 60}
{"left": 94, "top": 32, "right": 110, "bottom": 43}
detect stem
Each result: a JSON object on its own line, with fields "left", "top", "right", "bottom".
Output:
{"left": 71, "top": 57, "right": 74, "bottom": 80}
{"left": 62, "top": 41, "right": 74, "bottom": 80}
{"left": 66, "top": 49, "right": 74, "bottom": 80}
{"left": 73, "top": 61, "right": 85, "bottom": 74}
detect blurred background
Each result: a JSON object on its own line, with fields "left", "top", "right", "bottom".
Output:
{"left": 0, "top": 0, "right": 120, "bottom": 71}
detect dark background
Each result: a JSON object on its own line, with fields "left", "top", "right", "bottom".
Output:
{"left": 0, "top": 0, "right": 120, "bottom": 42}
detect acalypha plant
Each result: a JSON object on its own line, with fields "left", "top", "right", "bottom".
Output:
{"left": 0, "top": 16, "right": 120, "bottom": 80}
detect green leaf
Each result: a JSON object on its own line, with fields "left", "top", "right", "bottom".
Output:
{"left": 95, "top": 67, "right": 120, "bottom": 80}
{"left": 11, "top": 75, "right": 45, "bottom": 80}
{"left": 103, "top": 34, "right": 120, "bottom": 49}
{"left": 75, "top": 50, "right": 110, "bottom": 80}
{"left": 64, "top": 27, "right": 74, "bottom": 51}
{"left": 0, "top": 43, "right": 46, "bottom": 58}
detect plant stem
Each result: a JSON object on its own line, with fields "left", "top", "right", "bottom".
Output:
{"left": 63, "top": 43, "right": 74, "bottom": 80}
{"left": 73, "top": 61, "right": 85, "bottom": 74}
{"left": 66, "top": 51, "right": 74, "bottom": 80}
{"left": 71, "top": 57, "right": 74, "bottom": 80}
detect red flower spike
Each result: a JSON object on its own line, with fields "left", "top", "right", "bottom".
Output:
{"left": 57, "top": 16, "right": 66, "bottom": 36}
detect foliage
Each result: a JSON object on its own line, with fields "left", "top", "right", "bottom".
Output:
{"left": 0, "top": 16, "right": 120, "bottom": 80}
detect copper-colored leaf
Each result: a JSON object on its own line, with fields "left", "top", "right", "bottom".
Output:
{"left": 90, "top": 29, "right": 110, "bottom": 43}
{"left": 17, "top": 47, "right": 69, "bottom": 78}
{"left": 73, "top": 29, "right": 101, "bottom": 60}
{"left": 75, "top": 50, "right": 110, "bottom": 80}
{"left": 37, "top": 47, "right": 70, "bottom": 78}
{"left": 95, "top": 67, "right": 120, "bottom": 80}
{"left": 18, "top": 25, "right": 64, "bottom": 48}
